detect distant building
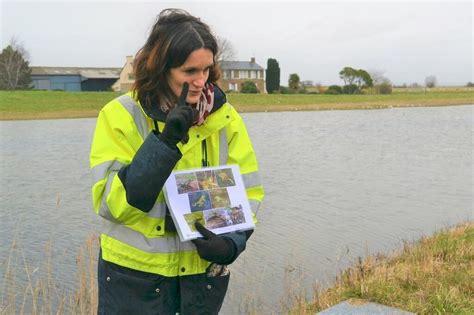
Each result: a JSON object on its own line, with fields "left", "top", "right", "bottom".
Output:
{"left": 219, "top": 58, "right": 266, "bottom": 93}
{"left": 30, "top": 67, "right": 121, "bottom": 91}
{"left": 112, "top": 56, "right": 135, "bottom": 92}
{"left": 301, "top": 80, "right": 314, "bottom": 87}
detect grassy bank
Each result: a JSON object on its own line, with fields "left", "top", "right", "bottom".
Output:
{"left": 1, "top": 88, "right": 473, "bottom": 120}
{"left": 2, "top": 222, "right": 472, "bottom": 314}
{"left": 288, "top": 222, "right": 474, "bottom": 314}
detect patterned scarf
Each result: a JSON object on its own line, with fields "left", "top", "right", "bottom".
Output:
{"left": 191, "top": 83, "right": 214, "bottom": 126}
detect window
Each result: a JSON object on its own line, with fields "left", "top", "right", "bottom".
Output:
{"left": 233, "top": 70, "right": 239, "bottom": 79}
{"left": 239, "top": 70, "right": 248, "bottom": 79}
{"left": 250, "top": 70, "right": 257, "bottom": 79}
{"left": 224, "top": 70, "right": 232, "bottom": 79}
{"left": 228, "top": 83, "right": 238, "bottom": 91}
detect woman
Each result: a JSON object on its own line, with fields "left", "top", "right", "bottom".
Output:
{"left": 90, "top": 8, "right": 264, "bottom": 314}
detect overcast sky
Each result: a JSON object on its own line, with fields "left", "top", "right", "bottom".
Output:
{"left": 1, "top": 0, "right": 473, "bottom": 86}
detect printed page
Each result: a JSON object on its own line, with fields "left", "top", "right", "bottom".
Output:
{"left": 164, "top": 165, "right": 255, "bottom": 242}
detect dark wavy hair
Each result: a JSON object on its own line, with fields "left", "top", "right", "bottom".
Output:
{"left": 133, "top": 9, "right": 220, "bottom": 111}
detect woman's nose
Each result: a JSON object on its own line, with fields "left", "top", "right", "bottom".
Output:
{"left": 192, "top": 72, "right": 207, "bottom": 88}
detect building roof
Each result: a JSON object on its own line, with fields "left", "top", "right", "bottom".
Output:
{"left": 220, "top": 61, "right": 264, "bottom": 71}
{"left": 31, "top": 66, "right": 121, "bottom": 79}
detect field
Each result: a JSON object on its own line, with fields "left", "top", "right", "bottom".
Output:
{"left": 0, "top": 87, "right": 473, "bottom": 120}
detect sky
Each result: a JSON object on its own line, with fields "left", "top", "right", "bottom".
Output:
{"left": 1, "top": 0, "right": 473, "bottom": 86}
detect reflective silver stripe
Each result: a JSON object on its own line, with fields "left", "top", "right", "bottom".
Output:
{"left": 99, "top": 172, "right": 119, "bottom": 223}
{"left": 249, "top": 199, "right": 261, "bottom": 215}
{"left": 219, "top": 128, "right": 228, "bottom": 165}
{"left": 91, "top": 160, "right": 126, "bottom": 183}
{"left": 103, "top": 220, "right": 196, "bottom": 253}
{"left": 242, "top": 171, "right": 261, "bottom": 188}
{"left": 116, "top": 95, "right": 149, "bottom": 140}
{"left": 99, "top": 171, "right": 166, "bottom": 220}
{"left": 148, "top": 202, "right": 167, "bottom": 218}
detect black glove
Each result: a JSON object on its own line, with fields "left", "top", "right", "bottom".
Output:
{"left": 160, "top": 82, "right": 198, "bottom": 147}
{"left": 192, "top": 221, "right": 237, "bottom": 264}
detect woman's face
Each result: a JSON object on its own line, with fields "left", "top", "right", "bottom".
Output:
{"left": 168, "top": 48, "right": 214, "bottom": 105}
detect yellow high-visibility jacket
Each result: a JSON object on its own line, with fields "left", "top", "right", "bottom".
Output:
{"left": 90, "top": 90, "right": 264, "bottom": 277}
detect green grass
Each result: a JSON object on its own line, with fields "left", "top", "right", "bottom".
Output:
{"left": 227, "top": 90, "right": 474, "bottom": 105}
{"left": 0, "top": 89, "right": 473, "bottom": 120}
{"left": 0, "top": 90, "right": 120, "bottom": 113}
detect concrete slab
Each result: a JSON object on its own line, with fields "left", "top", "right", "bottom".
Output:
{"left": 317, "top": 299, "right": 415, "bottom": 315}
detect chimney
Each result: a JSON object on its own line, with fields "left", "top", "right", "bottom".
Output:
{"left": 250, "top": 57, "right": 255, "bottom": 63}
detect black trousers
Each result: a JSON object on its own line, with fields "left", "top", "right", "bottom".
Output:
{"left": 97, "top": 252, "right": 230, "bottom": 315}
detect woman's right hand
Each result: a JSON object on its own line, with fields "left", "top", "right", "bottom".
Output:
{"left": 160, "top": 82, "right": 198, "bottom": 146}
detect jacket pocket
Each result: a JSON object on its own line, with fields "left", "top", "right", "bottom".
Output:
{"left": 203, "top": 264, "right": 231, "bottom": 314}
{"left": 179, "top": 265, "right": 231, "bottom": 315}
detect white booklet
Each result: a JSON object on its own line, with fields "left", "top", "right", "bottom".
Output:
{"left": 163, "top": 164, "right": 255, "bottom": 242}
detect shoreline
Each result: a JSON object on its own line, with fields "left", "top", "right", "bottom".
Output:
{"left": 290, "top": 222, "right": 474, "bottom": 314}
{"left": 0, "top": 100, "right": 471, "bottom": 121}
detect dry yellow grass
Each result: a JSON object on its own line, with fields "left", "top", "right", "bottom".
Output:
{"left": 1, "top": 235, "right": 99, "bottom": 315}
{"left": 235, "top": 98, "right": 471, "bottom": 113}
{"left": 287, "top": 222, "right": 474, "bottom": 314}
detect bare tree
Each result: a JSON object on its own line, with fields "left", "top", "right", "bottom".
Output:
{"left": 425, "top": 75, "right": 437, "bottom": 88}
{"left": 0, "top": 38, "right": 32, "bottom": 90}
{"left": 368, "top": 69, "right": 386, "bottom": 86}
{"left": 216, "top": 36, "right": 237, "bottom": 63}
{"left": 369, "top": 69, "right": 392, "bottom": 94}
{"left": 315, "top": 82, "right": 323, "bottom": 93}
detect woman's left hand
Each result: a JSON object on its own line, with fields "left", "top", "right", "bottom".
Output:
{"left": 192, "top": 222, "right": 236, "bottom": 264}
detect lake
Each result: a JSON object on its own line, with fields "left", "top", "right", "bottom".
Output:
{"left": 0, "top": 105, "right": 472, "bottom": 314}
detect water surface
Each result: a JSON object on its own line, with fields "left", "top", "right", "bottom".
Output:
{"left": 1, "top": 105, "right": 472, "bottom": 313}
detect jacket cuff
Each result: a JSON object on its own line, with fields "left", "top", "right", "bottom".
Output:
{"left": 221, "top": 231, "right": 248, "bottom": 264}
{"left": 118, "top": 132, "right": 182, "bottom": 212}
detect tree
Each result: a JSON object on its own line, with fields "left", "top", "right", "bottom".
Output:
{"left": 339, "top": 67, "right": 358, "bottom": 86}
{"left": 357, "top": 70, "right": 373, "bottom": 89}
{"left": 425, "top": 75, "right": 437, "bottom": 88}
{"left": 339, "top": 66, "right": 373, "bottom": 93}
{"left": 377, "top": 78, "right": 393, "bottom": 94}
{"left": 288, "top": 73, "right": 300, "bottom": 91}
{"left": 240, "top": 81, "right": 258, "bottom": 93}
{"left": 325, "top": 85, "right": 343, "bottom": 94}
{"left": 0, "top": 40, "right": 32, "bottom": 90}
{"left": 369, "top": 69, "right": 392, "bottom": 94}
{"left": 368, "top": 69, "right": 386, "bottom": 86}
{"left": 216, "top": 37, "right": 236, "bottom": 63}
{"left": 342, "top": 84, "right": 359, "bottom": 94}
{"left": 467, "top": 82, "right": 474, "bottom": 87}
{"left": 265, "top": 58, "right": 280, "bottom": 93}
{"left": 315, "top": 82, "right": 323, "bottom": 93}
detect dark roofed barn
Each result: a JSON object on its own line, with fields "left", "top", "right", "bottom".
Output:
{"left": 30, "top": 67, "right": 121, "bottom": 91}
